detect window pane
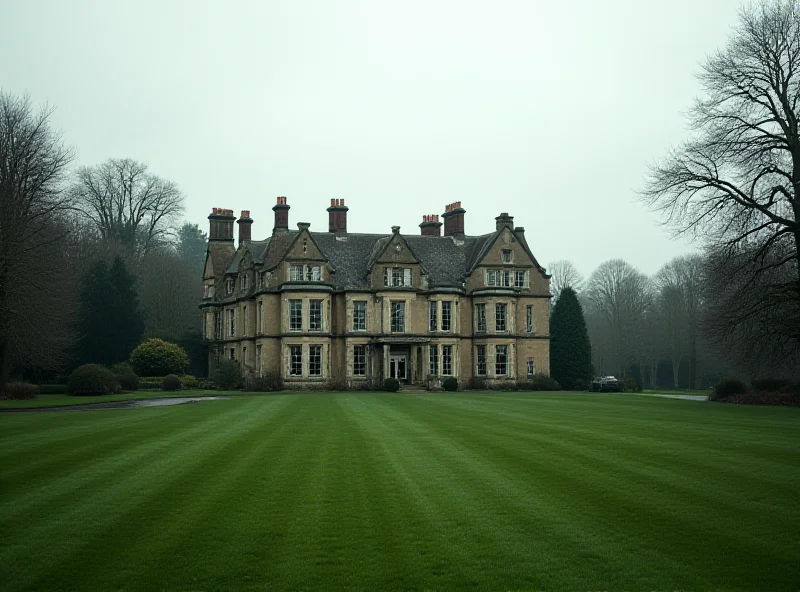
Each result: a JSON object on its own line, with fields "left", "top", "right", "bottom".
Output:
{"left": 429, "top": 345, "right": 438, "bottom": 376}
{"left": 353, "top": 345, "right": 366, "bottom": 376}
{"left": 403, "top": 268, "right": 412, "bottom": 287}
{"left": 384, "top": 267, "right": 390, "bottom": 287}
{"left": 309, "top": 300, "right": 323, "bottom": 331}
{"left": 476, "top": 345, "right": 486, "bottom": 375}
{"left": 495, "top": 304, "right": 506, "bottom": 332}
{"left": 527, "top": 359, "right": 535, "bottom": 376}
{"left": 392, "top": 268, "right": 403, "bottom": 286}
{"left": 391, "top": 301, "right": 405, "bottom": 332}
{"left": 502, "top": 250, "right": 512, "bottom": 263}
{"left": 429, "top": 301, "right": 437, "bottom": 332}
{"left": 495, "top": 345, "right": 508, "bottom": 376}
{"left": 476, "top": 304, "right": 486, "bottom": 333}
{"left": 353, "top": 301, "right": 366, "bottom": 331}
{"left": 486, "top": 271, "right": 496, "bottom": 286}
{"left": 309, "top": 345, "right": 322, "bottom": 376}
{"left": 289, "top": 265, "right": 303, "bottom": 281}
{"left": 515, "top": 271, "right": 526, "bottom": 288}
{"left": 289, "top": 300, "right": 302, "bottom": 331}
{"left": 441, "top": 301, "right": 451, "bottom": 332}
{"left": 526, "top": 305, "right": 533, "bottom": 333}
{"left": 228, "top": 310, "right": 236, "bottom": 336}
{"left": 442, "top": 345, "right": 452, "bottom": 375}
{"left": 290, "top": 346, "right": 302, "bottom": 376}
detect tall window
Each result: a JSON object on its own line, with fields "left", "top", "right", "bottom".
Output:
{"left": 353, "top": 301, "right": 366, "bottom": 331}
{"left": 486, "top": 270, "right": 512, "bottom": 287}
{"left": 501, "top": 271, "right": 511, "bottom": 287}
{"left": 309, "top": 300, "right": 323, "bottom": 331}
{"left": 476, "top": 304, "right": 486, "bottom": 333}
{"left": 526, "top": 305, "right": 533, "bottom": 333}
{"left": 384, "top": 267, "right": 412, "bottom": 287}
{"left": 527, "top": 359, "right": 535, "bottom": 376}
{"left": 476, "top": 345, "right": 486, "bottom": 375}
{"left": 214, "top": 312, "right": 222, "bottom": 340}
{"left": 390, "top": 301, "right": 405, "bottom": 332}
{"left": 289, "top": 299, "right": 302, "bottom": 331}
{"left": 502, "top": 249, "right": 513, "bottom": 263}
{"left": 256, "top": 344, "right": 262, "bottom": 375}
{"left": 258, "top": 301, "right": 264, "bottom": 334}
{"left": 226, "top": 277, "right": 235, "bottom": 294}
{"left": 240, "top": 273, "right": 248, "bottom": 291}
{"left": 429, "top": 345, "right": 438, "bottom": 376}
{"left": 309, "top": 345, "right": 322, "bottom": 376}
{"left": 495, "top": 345, "right": 508, "bottom": 376}
{"left": 289, "top": 345, "right": 302, "bottom": 376}
{"left": 486, "top": 270, "right": 497, "bottom": 286}
{"left": 429, "top": 301, "right": 437, "bottom": 331}
{"left": 353, "top": 345, "right": 366, "bottom": 376}
{"left": 515, "top": 271, "right": 526, "bottom": 288}
{"left": 243, "top": 305, "right": 248, "bottom": 336}
{"left": 258, "top": 271, "right": 267, "bottom": 288}
{"left": 442, "top": 345, "right": 452, "bottom": 375}
{"left": 289, "top": 265, "right": 304, "bottom": 281}
{"left": 441, "top": 301, "right": 452, "bottom": 332}
{"left": 306, "top": 266, "right": 321, "bottom": 282}
{"left": 228, "top": 309, "right": 236, "bottom": 337}
{"left": 495, "top": 304, "right": 507, "bottom": 332}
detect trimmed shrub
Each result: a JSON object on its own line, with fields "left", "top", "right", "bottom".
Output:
{"left": 244, "top": 372, "right": 284, "bottom": 392}
{"left": 212, "top": 360, "right": 243, "bottom": 390}
{"left": 442, "top": 377, "right": 458, "bottom": 392}
{"left": 67, "top": 364, "right": 120, "bottom": 396}
{"left": 529, "top": 373, "right": 561, "bottom": 391}
{"left": 162, "top": 374, "right": 181, "bottom": 391}
{"left": 38, "top": 384, "right": 67, "bottom": 395}
{"left": 2, "top": 381, "right": 38, "bottom": 400}
{"left": 178, "top": 375, "right": 200, "bottom": 390}
{"left": 383, "top": 378, "right": 400, "bottom": 392}
{"left": 198, "top": 379, "right": 216, "bottom": 390}
{"left": 711, "top": 378, "right": 748, "bottom": 401}
{"left": 130, "top": 338, "right": 190, "bottom": 377}
{"left": 138, "top": 378, "right": 163, "bottom": 390}
{"left": 325, "top": 377, "right": 348, "bottom": 392}
{"left": 466, "top": 377, "right": 487, "bottom": 391}
{"left": 751, "top": 378, "right": 792, "bottom": 392}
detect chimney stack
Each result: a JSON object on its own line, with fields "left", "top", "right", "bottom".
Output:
{"left": 495, "top": 213, "right": 514, "bottom": 232}
{"left": 419, "top": 214, "right": 443, "bottom": 236}
{"left": 442, "top": 201, "right": 465, "bottom": 236}
{"left": 237, "top": 210, "right": 253, "bottom": 244}
{"left": 327, "top": 198, "right": 349, "bottom": 233}
{"left": 208, "top": 207, "right": 236, "bottom": 241}
{"left": 273, "top": 196, "right": 290, "bottom": 233}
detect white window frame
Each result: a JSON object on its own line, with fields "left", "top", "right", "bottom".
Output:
{"left": 289, "top": 299, "right": 302, "bottom": 332}
{"left": 309, "top": 299, "right": 323, "bottom": 331}
{"left": 429, "top": 301, "right": 437, "bottom": 332}
{"left": 495, "top": 345, "right": 508, "bottom": 376}
{"left": 476, "top": 345, "right": 487, "bottom": 376}
{"left": 353, "top": 345, "right": 367, "bottom": 376}
{"left": 289, "top": 345, "right": 302, "bottom": 376}
{"left": 527, "top": 359, "right": 535, "bottom": 377}
{"left": 390, "top": 301, "right": 405, "bottom": 333}
{"left": 495, "top": 303, "right": 507, "bottom": 332}
{"left": 476, "top": 303, "right": 486, "bottom": 333}
{"left": 308, "top": 345, "right": 322, "bottom": 376}
{"left": 526, "top": 305, "right": 533, "bottom": 333}
{"left": 353, "top": 301, "right": 367, "bottom": 331}
{"left": 228, "top": 309, "right": 236, "bottom": 337}
{"left": 441, "top": 301, "right": 452, "bottom": 332}
{"left": 429, "top": 345, "right": 439, "bottom": 376}
{"left": 442, "top": 345, "right": 453, "bottom": 376}
{"left": 289, "top": 265, "right": 304, "bottom": 281}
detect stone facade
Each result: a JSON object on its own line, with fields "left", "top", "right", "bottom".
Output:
{"left": 200, "top": 199, "right": 551, "bottom": 388}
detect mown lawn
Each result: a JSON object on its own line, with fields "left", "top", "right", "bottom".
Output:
{"left": 0, "top": 390, "right": 225, "bottom": 409}
{"left": 1, "top": 393, "right": 797, "bottom": 591}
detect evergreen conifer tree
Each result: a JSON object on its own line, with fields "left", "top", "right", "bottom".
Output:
{"left": 78, "top": 257, "right": 144, "bottom": 365}
{"left": 550, "top": 287, "right": 593, "bottom": 390}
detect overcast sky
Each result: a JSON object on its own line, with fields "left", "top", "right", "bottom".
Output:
{"left": 3, "top": 0, "right": 745, "bottom": 276}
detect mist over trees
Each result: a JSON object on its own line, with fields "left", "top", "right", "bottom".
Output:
{"left": 643, "top": 0, "right": 800, "bottom": 374}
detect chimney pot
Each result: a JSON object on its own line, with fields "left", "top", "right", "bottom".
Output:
{"left": 237, "top": 210, "right": 253, "bottom": 244}
{"left": 442, "top": 202, "right": 466, "bottom": 236}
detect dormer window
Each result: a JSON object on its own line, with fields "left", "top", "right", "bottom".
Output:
{"left": 240, "top": 274, "right": 249, "bottom": 291}
{"left": 306, "top": 266, "right": 321, "bottom": 282}
{"left": 289, "top": 264, "right": 322, "bottom": 282}
{"left": 502, "top": 250, "right": 513, "bottom": 263}
{"left": 384, "top": 267, "right": 412, "bottom": 287}
{"left": 226, "top": 277, "right": 235, "bottom": 295}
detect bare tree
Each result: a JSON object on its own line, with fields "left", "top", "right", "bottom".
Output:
{"left": 653, "top": 255, "right": 705, "bottom": 388}
{"left": 584, "top": 259, "right": 651, "bottom": 379}
{"left": 0, "top": 93, "right": 76, "bottom": 385}
{"left": 642, "top": 0, "right": 800, "bottom": 346}
{"left": 548, "top": 260, "right": 584, "bottom": 303}
{"left": 70, "top": 158, "right": 184, "bottom": 256}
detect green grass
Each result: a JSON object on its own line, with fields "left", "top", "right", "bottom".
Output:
{"left": 0, "top": 390, "right": 227, "bottom": 409}
{"left": 1, "top": 393, "right": 798, "bottom": 591}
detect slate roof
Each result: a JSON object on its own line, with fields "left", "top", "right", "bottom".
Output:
{"left": 222, "top": 229, "right": 544, "bottom": 291}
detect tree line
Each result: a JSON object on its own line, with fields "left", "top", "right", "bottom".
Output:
{"left": 0, "top": 93, "right": 208, "bottom": 386}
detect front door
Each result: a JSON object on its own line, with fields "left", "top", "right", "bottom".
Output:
{"left": 389, "top": 355, "right": 407, "bottom": 380}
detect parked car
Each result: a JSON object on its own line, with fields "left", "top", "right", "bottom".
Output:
{"left": 590, "top": 376, "right": 621, "bottom": 392}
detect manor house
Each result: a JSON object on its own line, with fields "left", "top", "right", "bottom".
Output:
{"left": 201, "top": 198, "right": 551, "bottom": 388}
